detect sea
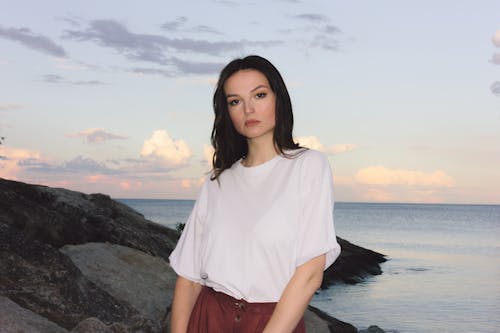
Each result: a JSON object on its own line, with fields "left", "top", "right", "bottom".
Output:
{"left": 117, "top": 199, "right": 500, "bottom": 333}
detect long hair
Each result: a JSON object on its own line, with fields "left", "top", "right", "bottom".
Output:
{"left": 210, "top": 55, "right": 302, "bottom": 180}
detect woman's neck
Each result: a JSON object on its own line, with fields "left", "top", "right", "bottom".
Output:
{"left": 243, "top": 137, "right": 279, "bottom": 167}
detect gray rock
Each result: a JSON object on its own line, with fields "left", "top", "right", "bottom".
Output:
{"left": 0, "top": 223, "right": 156, "bottom": 331}
{"left": 70, "top": 317, "right": 112, "bottom": 333}
{"left": 359, "top": 325, "right": 386, "bottom": 333}
{"left": 0, "top": 296, "right": 68, "bottom": 333}
{"left": 62, "top": 242, "right": 176, "bottom": 325}
{"left": 307, "top": 305, "right": 358, "bottom": 333}
{"left": 303, "top": 307, "right": 331, "bottom": 332}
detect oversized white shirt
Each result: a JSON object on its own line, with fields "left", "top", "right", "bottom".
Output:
{"left": 168, "top": 148, "right": 341, "bottom": 302}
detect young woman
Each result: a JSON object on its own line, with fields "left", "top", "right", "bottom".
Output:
{"left": 169, "top": 55, "right": 341, "bottom": 332}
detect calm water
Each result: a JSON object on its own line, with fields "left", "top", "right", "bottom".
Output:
{"left": 118, "top": 199, "right": 500, "bottom": 333}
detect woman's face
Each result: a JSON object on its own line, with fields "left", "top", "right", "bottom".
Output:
{"left": 224, "top": 69, "right": 276, "bottom": 142}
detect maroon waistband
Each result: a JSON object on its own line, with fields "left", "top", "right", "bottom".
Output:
{"left": 203, "top": 286, "right": 278, "bottom": 314}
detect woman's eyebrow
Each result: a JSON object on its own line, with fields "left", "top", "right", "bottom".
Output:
{"left": 250, "top": 84, "right": 269, "bottom": 92}
{"left": 225, "top": 85, "right": 269, "bottom": 99}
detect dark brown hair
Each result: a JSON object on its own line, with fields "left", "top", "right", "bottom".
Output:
{"left": 210, "top": 55, "right": 303, "bottom": 180}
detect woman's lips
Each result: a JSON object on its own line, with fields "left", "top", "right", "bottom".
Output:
{"left": 245, "top": 120, "right": 260, "bottom": 126}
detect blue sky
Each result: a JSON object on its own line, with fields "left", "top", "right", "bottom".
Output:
{"left": 1, "top": 0, "right": 499, "bottom": 203}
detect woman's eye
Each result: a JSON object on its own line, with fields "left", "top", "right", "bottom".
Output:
{"left": 256, "top": 92, "right": 267, "bottom": 99}
{"left": 228, "top": 99, "right": 240, "bottom": 106}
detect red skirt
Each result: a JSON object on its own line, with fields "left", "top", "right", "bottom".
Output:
{"left": 187, "top": 286, "right": 306, "bottom": 333}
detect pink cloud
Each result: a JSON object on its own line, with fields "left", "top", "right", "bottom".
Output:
{"left": 0, "top": 146, "right": 44, "bottom": 180}
{"left": 295, "top": 136, "right": 358, "bottom": 155}
{"left": 66, "top": 128, "right": 127, "bottom": 143}
{"left": 354, "top": 165, "right": 455, "bottom": 187}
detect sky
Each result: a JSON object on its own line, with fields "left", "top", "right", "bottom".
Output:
{"left": 1, "top": 0, "right": 499, "bottom": 204}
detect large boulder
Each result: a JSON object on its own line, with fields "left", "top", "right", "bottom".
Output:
{"left": 61, "top": 242, "right": 176, "bottom": 326}
{"left": 0, "top": 296, "right": 68, "bottom": 333}
{"left": 0, "top": 223, "right": 158, "bottom": 331}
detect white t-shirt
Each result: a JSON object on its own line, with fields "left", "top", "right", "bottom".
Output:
{"left": 168, "top": 148, "right": 341, "bottom": 302}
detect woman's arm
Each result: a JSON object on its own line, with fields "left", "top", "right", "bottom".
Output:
{"left": 263, "top": 254, "right": 326, "bottom": 333}
{"left": 170, "top": 275, "right": 203, "bottom": 333}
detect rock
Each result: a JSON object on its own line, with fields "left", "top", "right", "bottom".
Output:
{"left": 70, "top": 317, "right": 112, "bottom": 333}
{"left": 0, "top": 177, "right": 390, "bottom": 332}
{"left": 307, "top": 305, "right": 358, "bottom": 333}
{"left": 62, "top": 242, "right": 176, "bottom": 327}
{"left": 303, "top": 307, "right": 332, "bottom": 332}
{"left": 0, "top": 296, "right": 69, "bottom": 333}
{"left": 359, "top": 325, "right": 386, "bottom": 333}
{"left": 0, "top": 177, "right": 178, "bottom": 258}
{"left": 0, "top": 223, "right": 157, "bottom": 331}
{"left": 323, "top": 237, "right": 387, "bottom": 287}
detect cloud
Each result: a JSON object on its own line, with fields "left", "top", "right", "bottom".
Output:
{"left": 170, "top": 57, "right": 224, "bottom": 74}
{"left": 311, "top": 34, "right": 340, "bottom": 51}
{"left": 290, "top": 14, "right": 342, "bottom": 52}
{"left": 62, "top": 19, "right": 279, "bottom": 69}
{"left": 42, "top": 74, "right": 104, "bottom": 85}
{"left": 141, "top": 130, "right": 191, "bottom": 167}
{"left": 295, "top": 136, "right": 358, "bottom": 155}
{"left": 202, "top": 144, "right": 214, "bottom": 166}
{"left": 161, "top": 17, "right": 189, "bottom": 31}
{"left": 131, "top": 67, "right": 175, "bottom": 77}
{"left": 191, "top": 25, "right": 223, "bottom": 35}
{"left": 492, "top": 30, "right": 500, "bottom": 47}
{"left": 58, "top": 156, "right": 117, "bottom": 174}
{"left": 0, "top": 104, "right": 22, "bottom": 111}
{"left": 354, "top": 166, "right": 455, "bottom": 187}
{"left": 0, "top": 25, "right": 66, "bottom": 57}
{"left": 161, "top": 17, "right": 222, "bottom": 35}
{"left": 489, "top": 53, "right": 500, "bottom": 65}
{"left": 66, "top": 128, "right": 127, "bottom": 143}
{"left": 490, "top": 81, "right": 500, "bottom": 96}
{"left": 362, "top": 188, "right": 394, "bottom": 202}
{"left": 0, "top": 146, "right": 43, "bottom": 180}
{"left": 130, "top": 58, "right": 224, "bottom": 76}
{"left": 295, "top": 14, "right": 330, "bottom": 23}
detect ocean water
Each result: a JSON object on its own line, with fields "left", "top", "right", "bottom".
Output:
{"left": 118, "top": 199, "right": 500, "bottom": 332}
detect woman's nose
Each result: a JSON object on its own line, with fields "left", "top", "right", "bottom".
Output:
{"left": 243, "top": 100, "right": 255, "bottom": 114}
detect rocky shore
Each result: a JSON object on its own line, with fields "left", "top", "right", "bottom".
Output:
{"left": 0, "top": 177, "right": 387, "bottom": 332}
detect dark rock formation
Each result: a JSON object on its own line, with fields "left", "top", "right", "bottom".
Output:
{"left": 0, "top": 178, "right": 178, "bottom": 258}
{"left": 323, "top": 238, "right": 387, "bottom": 287}
{"left": 307, "top": 305, "right": 358, "bottom": 333}
{"left": 0, "top": 177, "right": 388, "bottom": 332}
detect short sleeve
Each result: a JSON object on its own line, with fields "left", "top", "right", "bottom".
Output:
{"left": 295, "top": 151, "right": 341, "bottom": 270}
{"left": 168, "top": 176, "right": 209, "bottom": 283}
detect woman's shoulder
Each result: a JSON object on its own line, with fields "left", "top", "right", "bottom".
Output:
{"left": 285, "top": 147, "right": 329, "bottom": 166}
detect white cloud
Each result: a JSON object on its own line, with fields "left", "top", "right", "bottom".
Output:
{"left": 141, "top": 130, "right": 191, "bottom": 167}
{"left": 492, "top": 30, "right": 500, "bottom": 47}
{"left": 202, "top": 144, "right": 214, "bottom": 166}
{"left": 354, "top": 165, "right": 455, "bottom": 187}
{"left": 66, "top": 128, "right": 127, "bottom": 143}
{"left": 295, "top": 136, "right": 358, "bottom": 155}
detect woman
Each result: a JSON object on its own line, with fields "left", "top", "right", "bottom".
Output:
{"left": 169, "top": 55, "right": 341, "bottom": 332}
